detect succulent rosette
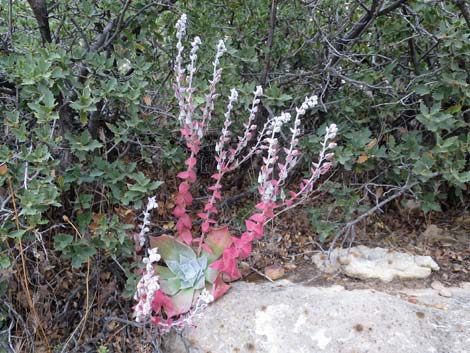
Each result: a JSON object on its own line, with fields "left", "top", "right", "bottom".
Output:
{"left": 149, "top": 226, "right": 232, "bottom": 317}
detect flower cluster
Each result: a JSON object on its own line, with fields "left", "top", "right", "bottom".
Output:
{"left": 135, "top": 196, "right": 158, "bottom": 248}
{"left": 150, "top": 289, "right": 214, "bottom": 333}
{"left": 133, "top": 247, "right": 162, "bottom": 323}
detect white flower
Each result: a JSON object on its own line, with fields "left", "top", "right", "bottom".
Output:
{"left": 326, "top": 124, "right": 338, "bottom": 139}
{"left": 190, "top": 36, "right": 202, "bottom": 60}
{"left": 281, "top": 112, "right": 291, "bottom": 123}
{"left": 192, "top": 36, "right": 202, "bottom": 47}
{"left": 147, "top": 196, "right": 158, "bottom": 210}
{"left": 216, "top": 39, "right": 226, "bottom": 55}
{"left": 199, "top": 289, "right": 214, "bottom": 304}
{"left": 308, "top": 95, "right": 318, "bottom": 107}
{"left": 262, "top": 183, "right": 275, "bottom": 202}
{"left": 175, "top": 14, "right": 187, "bottom": 37}
{"left": 214, "top": 39, "right": 226, "bottom": 66}
{"left": 229, "top": 88, "right": 238, "bottom": 102}
{"left": 148, "top": 247, "right": 161, "bottom": 263}
{"left": 254, "top": 85, "right": 263, "bottom": 97}
{"left": 175, "top": 13, "right": 187, "bottom": 32}
{"left": 136, "top": 196, "right": 159, "bottom": 246}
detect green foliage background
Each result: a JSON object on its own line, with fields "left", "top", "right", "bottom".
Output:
{"left": 0, "top": 0, "right": 469, "bottom": 347}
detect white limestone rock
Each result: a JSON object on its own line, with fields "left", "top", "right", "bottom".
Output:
{"left": 312, "top": 245, "right": 439, "bottom": 282}
{"left": 163, "top": 281, "right": 470, "bottom": 353}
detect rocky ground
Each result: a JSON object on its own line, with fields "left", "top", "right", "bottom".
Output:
{"left": 163, "top": 275, "right": 470, "bottom": 353}
{"left": 159, "top": 212, "right": 470, "bottom": 353}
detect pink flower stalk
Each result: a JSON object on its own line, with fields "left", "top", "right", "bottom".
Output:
{"left": 211, "top": 96, "right": 336, "bottom": 279}
{"left": 197, "top": 87, "right": 264, "bottom": 252}
{"left": 200, "top": 40, "right": 226, "bottom": 133}
{"left": 226, "top": 85, "right": 264, "bottom": 167}
{"left": 172, "top": 15, "right": 226, "bottom": 245}
{"left": 274, "top": 122, "right": 338, "bottom": 216}
{"left": 256, "top": 96, "right": 318, "bottom": 211}
{"left": 196, "top": 89, "right": 238, "bottom": 245}
{"left": 174, "top": 14, "right": 187, "bottom": 126}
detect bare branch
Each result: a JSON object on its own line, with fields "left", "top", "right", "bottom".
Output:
{"left": 260, "top": 0, "right": 278, "bottom": 87}
{"left": 70, "top": 17, "right": 90, "bottom": 51}
{"left": 27, "top": 0, "right": 52, "bottom": 44}
{"left": 328, "top": 179, "right": 421, "bottom": 253}
{"left": 453, "top": 0, "right": 470, "bottom": 28}
{"left": 378, "top": 0, "right": 408, "bottom": 16}
{"left": 103, "top": 0, "right": 133, "bottom": 49}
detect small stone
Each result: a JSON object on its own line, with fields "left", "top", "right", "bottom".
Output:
{"left": 239, "top": 261, "right": 251, "bottom": 276}
{"left": 459, "top": 282, "right": 470, "bottom": 290}
{"left": 264, "top": 265, "right": 285, "bottom": 281}
{"left": 438, "top": 288, "right": 452, "bottom": 298}
{"left": 431, "top": 281, "right": 452, "bottom": 298}
{"left": 431, "top": 280, "right": 445, "bottom": 291}
{"left": 284, "top": 263, "right": 297, "bottom": 271}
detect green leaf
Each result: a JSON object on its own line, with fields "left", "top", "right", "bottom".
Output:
{"left": 160, "top": 277, "right": 182, "bottom": 296}
{"left": 10, "top": 229, "right": 27, "bottom": 239}
{"left": 71, "top": 243, "right": 96, "bottom": 268}
{"left": 54, "top": 233, "right": 74, "bottom": 251}
{"left": 0, "top": 255, "right": 11, "bottom": 269}
{"left": 414, "top": 84, "right": 430, "bottom": 95}
{"left": 149, "top": 235, "right": 197, "bottom": 263}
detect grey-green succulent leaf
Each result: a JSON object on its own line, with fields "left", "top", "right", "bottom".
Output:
{"left": 166, "top": 254, "right": 208, "bottom": 290}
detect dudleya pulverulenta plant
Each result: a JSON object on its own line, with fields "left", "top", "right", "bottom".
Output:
{"left": 148, "top": 226, "right": 231, "bottom": 317}
{"left": 133, "top": 13, "right": 338, "bottom": 329}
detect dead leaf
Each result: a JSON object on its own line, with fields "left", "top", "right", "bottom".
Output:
{"left": 356, "top": 155, "right": 369, "bottom": 164}
{"left": 421, "top": 224, "right": 456, "bottom": 245}
{"left": 404, "top": 199, "right": 421, "bottom": 210}
{"left": 375, "top": 187, "right": 384, "bottom": 198}
{"left": 239, "top": 261, "right": 251, "bottom": 276}
{"left": 163, "top": 221, "right": 175, "bottom": 230}
{"left": 366, "top": 138, "right": 377, "bottom": 149}
{"left": 284, "top": 263, "right": 297, "bottom": 271}
{"left": 114, "top": 207, "right": 135, "bottom": 224}
{"left": 0, "top": 164, "right": 7, "bottom": 175}
{"left": 143, "top": 95, "right": 152, "bottom": 105}
{"left": 89, "top": 213, "right": 107, "bottom": 236}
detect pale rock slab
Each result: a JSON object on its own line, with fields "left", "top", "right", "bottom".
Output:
{"left": 162, "top": 281, "right": 470, "bottom": 353}
{"left": 312, "top": 245, "right": 439, "bottom": 281}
